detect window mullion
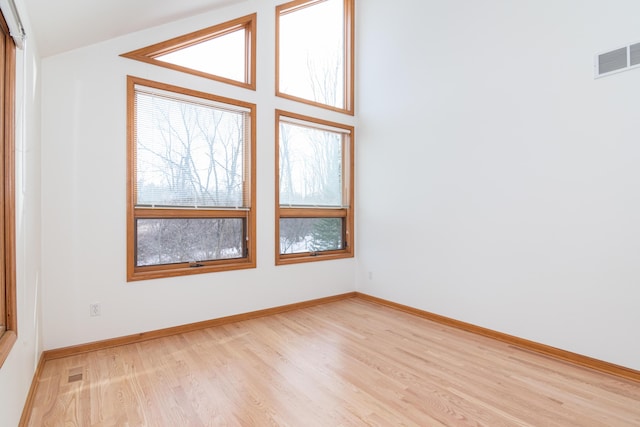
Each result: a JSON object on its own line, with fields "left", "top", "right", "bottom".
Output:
{"left": 134, "top": 208, "right": 249, "bottom": 218}
{"left": 279, "top": 207, "right": 347, "bottom": 218}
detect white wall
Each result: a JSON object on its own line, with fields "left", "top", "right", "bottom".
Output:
{"left": 0, "top": 0, "right": 43, "bottom": 425}
{"left": 356, "top": 0, "right": 640, "bottom": 370}
{"left": 40, "top": 0, "right": 356, "bottom": 350}
{"left": 33, "top": 0, "right": 640, "bottom": 398}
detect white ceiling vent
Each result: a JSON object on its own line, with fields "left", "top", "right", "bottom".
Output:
{"left": 596, "top": 42, "right": 640, "bottom": 78}
{"left": 630, "top": 42, "right": 640, "bottom": 67}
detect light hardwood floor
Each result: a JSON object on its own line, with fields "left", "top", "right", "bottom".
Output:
{"left": 26, "top": 298, "right": 640, "bottom": 426}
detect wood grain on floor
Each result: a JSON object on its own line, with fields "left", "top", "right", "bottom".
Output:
{"left": 26, "top": 298, "right": 640, "bottom": 426}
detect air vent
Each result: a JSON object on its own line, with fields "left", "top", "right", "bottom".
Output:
{"left": 596, "top": 42, "right": 640, "bottom": 78}
{"left": 68, "top": 367, "right": 83, "bottom": 383}
{"left": 630, "top": 42, "right": 640, "bottom": 67}
{"left": 598, "top": 47, "right": 627, "bottom": 75}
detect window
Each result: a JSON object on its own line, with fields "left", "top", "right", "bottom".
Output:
{"left": 276, "top": 110, "right": 354, "bottom": 264}
{"left": 276, "top": 1, "right": 356, "bottom": 265}
{"left": 0, "top": 10, "right": 16, "bottom": 368}
{"left": 127, "top": 76, "right": 256, "bottom": 281}
{"left": 122, "top": 14, "right": 256, "bottom": 90}
{"left": 276, "top": 0, "right": 354, "bottom": 114}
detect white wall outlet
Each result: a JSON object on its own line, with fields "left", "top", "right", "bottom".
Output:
{"left": 89, "top": 303, "right": 101, "bottom": 317}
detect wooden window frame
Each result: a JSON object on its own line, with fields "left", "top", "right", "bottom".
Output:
{"left": 276, "top": 0, "right": 355, "bottom": 115}
{"left": 127, "top": 76, "right": 256, "bottom": 281}
{"left": 0, "top": 10, "right": 16, "bottom": 369}
{"left": 121, "top": 14, "right": 257, "bottom": 90}
{"left": 275, "top": 110, "right": 354, "bottom": 265}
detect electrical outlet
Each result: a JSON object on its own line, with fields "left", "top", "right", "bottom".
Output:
{"left": 89, "top": 303, "right": 101, "bottom": 317}
{"left": 368, "top": 271, "right": 373, "bottom": 280}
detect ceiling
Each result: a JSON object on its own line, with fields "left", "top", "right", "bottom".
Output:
{"left": 22, "top": 0, "right": 247, "bottom": 57}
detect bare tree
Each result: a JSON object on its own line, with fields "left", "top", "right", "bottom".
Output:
{"left": 306, "top": 50, "right": 342, "bottom": 108}
{"left": 278, "top": 52, "right": 345, "bottom": 254}
{"left": 136, "top": 94, "right": 247, "bottom": 265}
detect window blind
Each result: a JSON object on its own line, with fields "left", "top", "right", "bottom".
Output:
{"left": 134, "top": 85, "right": 251, "bottom": 209}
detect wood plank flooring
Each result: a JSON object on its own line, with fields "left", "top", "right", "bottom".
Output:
{"left": 26, "top": 298, "right": 640, "bottom": 426}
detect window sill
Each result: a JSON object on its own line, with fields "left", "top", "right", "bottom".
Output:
{"left": 128, "top": 259, "right": 256, "bottom": 282}
{"left": 277, "top": 250, "right": 353, "bottom": 266}
{"left": 0, "top": 330, "right": 17, "bottom": 368}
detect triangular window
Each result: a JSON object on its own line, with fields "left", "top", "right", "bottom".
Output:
{"left": 121, "top": 14, "right": 256, "bottom": 90}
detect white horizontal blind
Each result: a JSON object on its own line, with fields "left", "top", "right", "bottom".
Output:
{"left": 0, "top": 0, "right": 25, "bottom": 49}
{"left": 134, "top": 85, "right": 250, "bottom": 209}
{"left": 279, "top": 115, "right": 352, "bottom": 135}
{"left": 279, "top": 118, "right": 348, "bottom": 207}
